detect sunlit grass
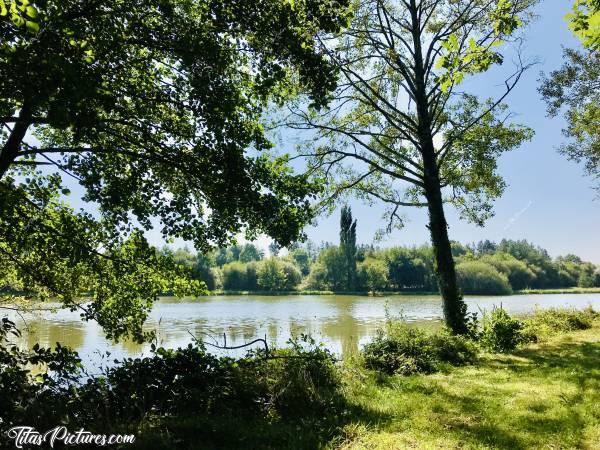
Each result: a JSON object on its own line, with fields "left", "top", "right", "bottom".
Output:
{"left": 335, "top": 324, "right": 600, "bottom": 449}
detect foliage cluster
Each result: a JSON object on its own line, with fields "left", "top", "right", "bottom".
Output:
{"left": 362, "top": 322, "right": 477, "bottom": 376}
{"left": 362, "top": 306, "right": 600, "bottom": 376}
{"left": 0, "top": 324, "right": 343, "bottom": 448}
{"left": 166, "top": 238, "right": 600, "bottom": 295}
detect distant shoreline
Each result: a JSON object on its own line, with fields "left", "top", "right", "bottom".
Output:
{"left": 204, "top": 287, "right": 600, "bottom": 297}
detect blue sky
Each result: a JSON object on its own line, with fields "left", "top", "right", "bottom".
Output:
{"left": 296, "top": 1, "right": 600, "bottom": 264}
{"left": 61, "top": 1, "right": 597, "bottom": 263}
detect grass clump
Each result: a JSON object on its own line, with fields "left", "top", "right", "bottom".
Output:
{"left": 479, "top": 307, "right": 526, "bottom": 352}
{"left": 522, "top": 306, "right": 598, "bottom": 340}
{"left": 362, "top": 321, "right": 477, "bottom": 375}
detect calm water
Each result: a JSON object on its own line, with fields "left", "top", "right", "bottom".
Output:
{"left": 4, "top": 293, "right": 600, "bottom": 366}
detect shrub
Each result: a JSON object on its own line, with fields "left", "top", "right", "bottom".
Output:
{"left": 257, "top": 258, "right": 287, "bottom": 291}
{"left": 522, "top": 307, "right": 598, "bottom": 340}
{"left": 457, "top": 260, "right": 513, "bottom": 295}
{"left": 281, "top": 260, "right": 302, "bottom": 290}
{"left": 357, "top": 258, "right": 388, "bottom": 291}
{"left": 362, "top": 322, "right": 477, "bottom": 375}
{"left": 481, "top": 253, "right": 536, "bottom": 290}
{"left": 429, "top": 329, "right": 478, "bottom": 366}
{"left": 479, "top": 307, "right": 524, "bottom": 352}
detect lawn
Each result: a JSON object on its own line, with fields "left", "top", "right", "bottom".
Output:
{"left": 335, "top": 324, "right": 600, "bottom": 449}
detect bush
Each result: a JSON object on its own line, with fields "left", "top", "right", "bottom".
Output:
{"left": 357, "top": 258, "right": 388, "bottom": 291}
{"left": 457, "top": 260, "right": 513, "bottom": 295}
{"left": 246, "top": 335, "right": 341, "bottom": 418}
{"left": 221, "top": 261, "right": 258, "bottom": 290}
{"left": 281, "top": 260, "right": 302, "bottom": 290}
{"left": 257, "top": 258, "right": 287, "bottom": 291}
{"left": 429, "top": 329, "right": 478, "bottom": 366}
{"left": 362, "top": 322, "right": 477, "bottom": 376}
{"left": 522, "top": 307, "right": 598, "bottom": 340}
{"left": 479, "top": 307, "right": 524, "bottom": 352}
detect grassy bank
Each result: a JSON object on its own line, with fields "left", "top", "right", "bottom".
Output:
{"left": 207, "top": 287, "right": 600, "bottom": 296}
{"left": 336, "top": 323, "right": 600, "bottom": 449}
{"left": 209, "top": 290, "right": 440, "bottom": 296}
{"left": 516, "top": 287, "right": 600, "bottom": 295}
{"left": 130, "top": 311, "right": 600, "bottom": 449}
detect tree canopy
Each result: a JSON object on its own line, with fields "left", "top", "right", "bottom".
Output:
{"left": 539, "top": 1, "right": 599, "bottom": 192}
{"left": 285, "top": 0, "right": 536, "bottom": 333}
{"left": 0, "top": 0, "right": 351, "bottom": 341}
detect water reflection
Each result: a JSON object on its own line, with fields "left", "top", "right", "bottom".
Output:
{"left": 3, "top": 293, "right": 600, "bottom": 367}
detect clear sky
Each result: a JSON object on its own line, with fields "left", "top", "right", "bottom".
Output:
{"left": 294, "top": 1, "right": 600, "bottom": 264}
{"left": 107, "top": 1, "right": 599, "bottom": 263}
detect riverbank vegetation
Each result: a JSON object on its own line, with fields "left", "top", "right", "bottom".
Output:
{"left": 164, "top": 229, "right": 600, "bottom": 296}
{"left": 1, "top": 307, "right": 599, "bottom": 449}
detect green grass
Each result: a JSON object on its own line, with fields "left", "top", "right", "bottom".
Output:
{"left": 207, "top": 287, "right": 600, "bottom": 296}
{"left": 208, "top": 290, "right": 440, "bottom": 296}
{"left": 334, "top": 324, "right": 600, "bottom": 449}
{"left": 516, "top": 287, "right": 600, "bottom": 295}
{"left": 129, "top": 317, "right": 600, "bottom": 449}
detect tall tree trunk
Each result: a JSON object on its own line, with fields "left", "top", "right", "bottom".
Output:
{"left": 408, "top": 0, "right": 467, "bottom": 333}
{"left": 423, "top": 160, "right": 468, "bottom": 334}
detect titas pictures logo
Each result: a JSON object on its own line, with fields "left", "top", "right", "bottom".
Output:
{"left": 4, "top": 425, "right": 135, "bottom": 448}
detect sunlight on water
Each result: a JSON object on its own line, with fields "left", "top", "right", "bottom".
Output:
{"left": 4, "top": 293, "right": 600, "bottom": 368}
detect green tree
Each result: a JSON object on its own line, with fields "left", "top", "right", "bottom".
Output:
{"left": 257, "top": 258, "right": 287, "bottom": 291}
{"left": 456, "top": 260, "right": 512, "bottom": 295}
{"left": 289, "top": 247, "right": 311, "bottom": 276}
{"left": 288, "top": 0, "right": 535, "bottom": 333}
{"left": 306, "top": 246, "right": 346, "bottom": 290}
{"left": 539, "top": 49, "right": 599, "bottom": 192}
{"left": 481, "top": 252, "right": 535, "bottom": 290}
{"left": 339, "top": 205, "right": 357, "bottom": 290}
{"left": 539, "top": 1, "right": 599, "bottom": 191}
{"left": 385, "top": 248, "right": 431, "bottom": 290}
{"left": 357, "top": 257, "right": 388, "bottom": 291}
{"left": 566, "top": 0, "right": 600, "bottom": 50}
{"left": 239, "top": 243, "right": 264, "bottom": 263}
{"left": 0, "top": 0, "right": 351, "bottom": 340}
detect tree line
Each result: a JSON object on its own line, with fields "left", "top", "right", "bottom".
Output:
{"left": 1, "top": 0, "right": 598, "bottom": 336}
{"left": 164, "top": 208, "right": 600, "bottom": 295}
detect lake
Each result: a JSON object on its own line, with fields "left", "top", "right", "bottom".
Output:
{"left": 4, "top": 293, "right": 600, "bottom": 367}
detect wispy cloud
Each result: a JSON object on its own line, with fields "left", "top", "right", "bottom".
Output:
{"left": 504, "top": 201, "right": 533, "bottom": 231}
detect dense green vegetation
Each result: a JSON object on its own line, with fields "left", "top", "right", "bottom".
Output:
{"left": 285, "top": 0, "right": 538, "bottom": 334}
{"left": 0, "top": 0, "right": 351, "bottom": 341}
{"left": 164, "top": 212, "right": 600, "bottom": 295}
{"left": 2, "top": 307, "right": 599, "bottom": 449}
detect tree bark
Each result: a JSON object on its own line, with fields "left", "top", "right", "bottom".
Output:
{"left": 0, "top": 104, "right": 32, "bottom": 180}
{"left": 423, "top": 162, "right": 468, "bottom": 334}
{"left": 408, "top": 0, "right": 467, "bottom": 333}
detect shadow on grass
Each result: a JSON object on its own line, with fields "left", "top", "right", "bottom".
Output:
{"left": 346, "top": 333, "right": 600, "bottom": 450}
{"left": 414, "top": 337, "right": 599, "bottom": 449}
{"left": 131, "top": 395, "right": 391, "bottom": 450}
